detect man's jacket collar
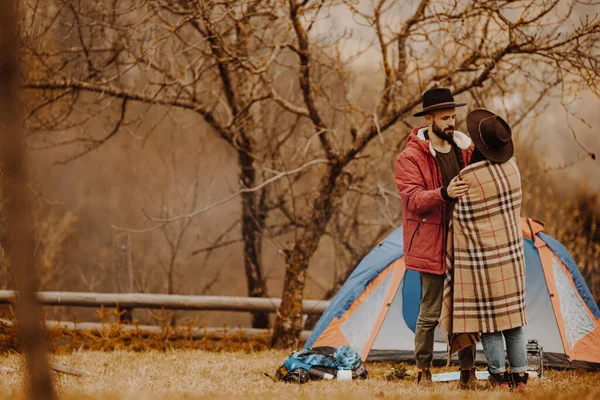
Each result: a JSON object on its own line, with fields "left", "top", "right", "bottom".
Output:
{"left": 413, "top": 127, "right": 472, "bottom": 157}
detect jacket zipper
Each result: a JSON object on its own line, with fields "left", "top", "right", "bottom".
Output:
{"left": 433, "top": 154, "right": 446, "bottom": 271}
{"left": 408, "top": 224, "right": 421, "bottom": 252}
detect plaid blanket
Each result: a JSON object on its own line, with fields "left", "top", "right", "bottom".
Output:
{"left": 439, "top": 158, "right": 527, "bottom": 355}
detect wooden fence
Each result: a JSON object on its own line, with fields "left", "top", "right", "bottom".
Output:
{"left": 0, "top": 290, "right": 330, "bottom": 315}
{"left": 0, "top": 291, "right": 323, "bottom": 340}
{"left": 0, "top": 319, "right": 313, "bottom": 342}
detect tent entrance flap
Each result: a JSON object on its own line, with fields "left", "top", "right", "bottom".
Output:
{"left": 360, "top": 259, "right": 406, "bottom": 360}
{"left": 339, "top": 259, "right": 406, "bottom": 360}
{"left": 340, "top": 274, "right": 392, "bottom": 356}
{"left": 551, "top": 257, "right": 596, "bottom": 350}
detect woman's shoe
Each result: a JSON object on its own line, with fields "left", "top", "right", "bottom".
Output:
{"left": 487, "top": 371, "right": 510, "bottom": 390}
{"left": 510, "top": 372, "right": 529, "bottom": 391}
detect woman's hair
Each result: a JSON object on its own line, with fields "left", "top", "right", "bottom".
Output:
{"left": 470, "top": 147, "right": 489, "bottom": 165}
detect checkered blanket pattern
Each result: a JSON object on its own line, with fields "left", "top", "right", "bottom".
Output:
{"left": 440, "top": 158, "right": 527, "bottom": 354}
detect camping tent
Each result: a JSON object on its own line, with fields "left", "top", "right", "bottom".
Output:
{"left": 305, "top": 218, "right": 600, "bottom": 369}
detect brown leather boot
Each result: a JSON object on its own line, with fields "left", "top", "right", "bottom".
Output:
{"left": 458, "top": 368, "right": 487, "bottom": 390}
{"left": 417, "top": 368, "right": 433, "bottom": 386}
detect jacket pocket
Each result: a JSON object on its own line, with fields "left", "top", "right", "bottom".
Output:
{"left": 407, "top": 223, "right": 421, "bottom": 252}
{"left": 405, "top": 213, "right": 443, "bottom": 265}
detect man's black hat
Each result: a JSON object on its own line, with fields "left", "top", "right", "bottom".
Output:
{"left": 413, "top": 87, "right": 466, "bottom": 117}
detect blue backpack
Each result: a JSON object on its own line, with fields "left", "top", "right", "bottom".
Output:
{"left": 275, "top": 346, "right": 368, "bottom": 383}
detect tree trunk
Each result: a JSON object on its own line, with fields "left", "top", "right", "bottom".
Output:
{"left": 271, "top": 167, "right": 351, "bottom": 348}
{"left": 238, "top": 146, "right": 269, "bottom": 329}
{"left": 0, "top": 2, "right": 56, "bottom": 398}
{"left": 271, "top": 241, "right": 312, "bottom": 348}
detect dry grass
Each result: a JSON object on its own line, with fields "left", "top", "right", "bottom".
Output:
{"left": 1, "top": 350, "right": 599, "bottom": 399}
{"left": 0, "top": 312, "right": 273, "bottom": 354}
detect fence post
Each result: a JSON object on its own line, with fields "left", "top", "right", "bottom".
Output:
{"left": 113, "top": 233, "right": 133, "bottom": 322}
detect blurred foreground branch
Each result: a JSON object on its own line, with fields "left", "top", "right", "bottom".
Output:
{"left": 0, "top": 1, "right": 55, "bottom": 398}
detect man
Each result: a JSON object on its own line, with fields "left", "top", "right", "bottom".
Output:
{"left": 395, "top": 88, "right": 481, "bottom": 389}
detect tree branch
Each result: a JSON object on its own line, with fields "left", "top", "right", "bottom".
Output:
{"left": 54, "top": 97, "right": 128, "bottom": 165}
{"left": 374, "top": 0, "right": 393, "bottom": 116}
{"left": 397, "top": 0, "right": 430, "bottom": 83}
{"left": 23, "top": 80, "right": 234, "bottom": 144}
{"left": 288, "top": 0, "right": 334, "bottom": 160}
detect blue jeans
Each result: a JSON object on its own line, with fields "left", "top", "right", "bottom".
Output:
{"left": 481, "top": 326, "right": 527, "bottom": 373}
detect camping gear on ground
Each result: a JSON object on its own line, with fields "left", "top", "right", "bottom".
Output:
{"left": 275, "top": 345, "right": 368, "bottom": 383}
{"left": 526, "top": 339, "right": 544, "bottom": 378}
{"left": 336, "top": 369, "right": 352, "bottom": 381}
{"left": 431, "top": 370, "right": 538, "bottom": 383}
{"left": 305, "top": 218, "right": 600, "bottom": 370}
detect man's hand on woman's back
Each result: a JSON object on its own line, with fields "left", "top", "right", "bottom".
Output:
{"left": 447, "top": 176, "right": 469, "bottom": 198}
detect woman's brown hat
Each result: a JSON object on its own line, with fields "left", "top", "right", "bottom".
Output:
{"left": 466, "top": 109, "right": 514, "bottom": 163}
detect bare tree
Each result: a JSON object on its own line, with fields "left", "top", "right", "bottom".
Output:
{"left": 19, "top": 0, "right": 279, "bottom": 328}
{"left": 0, "top": 1, "right": 56, "bottom": 398}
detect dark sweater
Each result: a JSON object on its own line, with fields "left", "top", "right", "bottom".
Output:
{"left": 437, "top": 149, "right": 462, "bottom": 187}
{"left": 436, "top": 149, "right": 462, "bottom": 222}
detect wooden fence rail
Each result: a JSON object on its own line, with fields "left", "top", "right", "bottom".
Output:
{"left": 0, "top": 291, "right": 330, "bottom": 315}
{"left": 0, "top": 319, "right": 313, "bottom": 342}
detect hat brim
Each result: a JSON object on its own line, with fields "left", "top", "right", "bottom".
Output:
{"left": 466, "top": 109, "right": 514, "bottom": 163}
{"left": 413, "top": 102, "right": 466, "bottom": 117}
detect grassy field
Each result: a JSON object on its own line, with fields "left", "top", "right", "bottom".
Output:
{"left": 1, "top": 350, "right": 599, "bottom": 399}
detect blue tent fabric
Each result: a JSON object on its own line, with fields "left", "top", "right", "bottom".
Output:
{"left": 402, "top": 270, "right": 421, "bottom": 332}
{"left": 305, "top": 227, "right": 405, "bottom": 348}
{"left": 539, "top": 233, "right": 600, "bottom": 319}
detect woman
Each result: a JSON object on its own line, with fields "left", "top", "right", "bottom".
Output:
{"left": 440, "top": 109, "right": 528, "bottom": 390}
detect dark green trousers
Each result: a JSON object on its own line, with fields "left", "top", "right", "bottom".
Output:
{"left": 415, "top": 272, "right": 476, "bottom": 369}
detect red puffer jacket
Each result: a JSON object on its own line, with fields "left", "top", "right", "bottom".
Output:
{"left": 395, "top": 126, "right": 473, "bottom": 274}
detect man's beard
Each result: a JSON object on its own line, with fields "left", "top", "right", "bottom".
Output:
{"left": 431, "top": 121, "right": 454, "bottom": 143}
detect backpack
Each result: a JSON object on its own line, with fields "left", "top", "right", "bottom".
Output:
{"left": 275, "top": 345, "right": 368, "bottom": 383}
